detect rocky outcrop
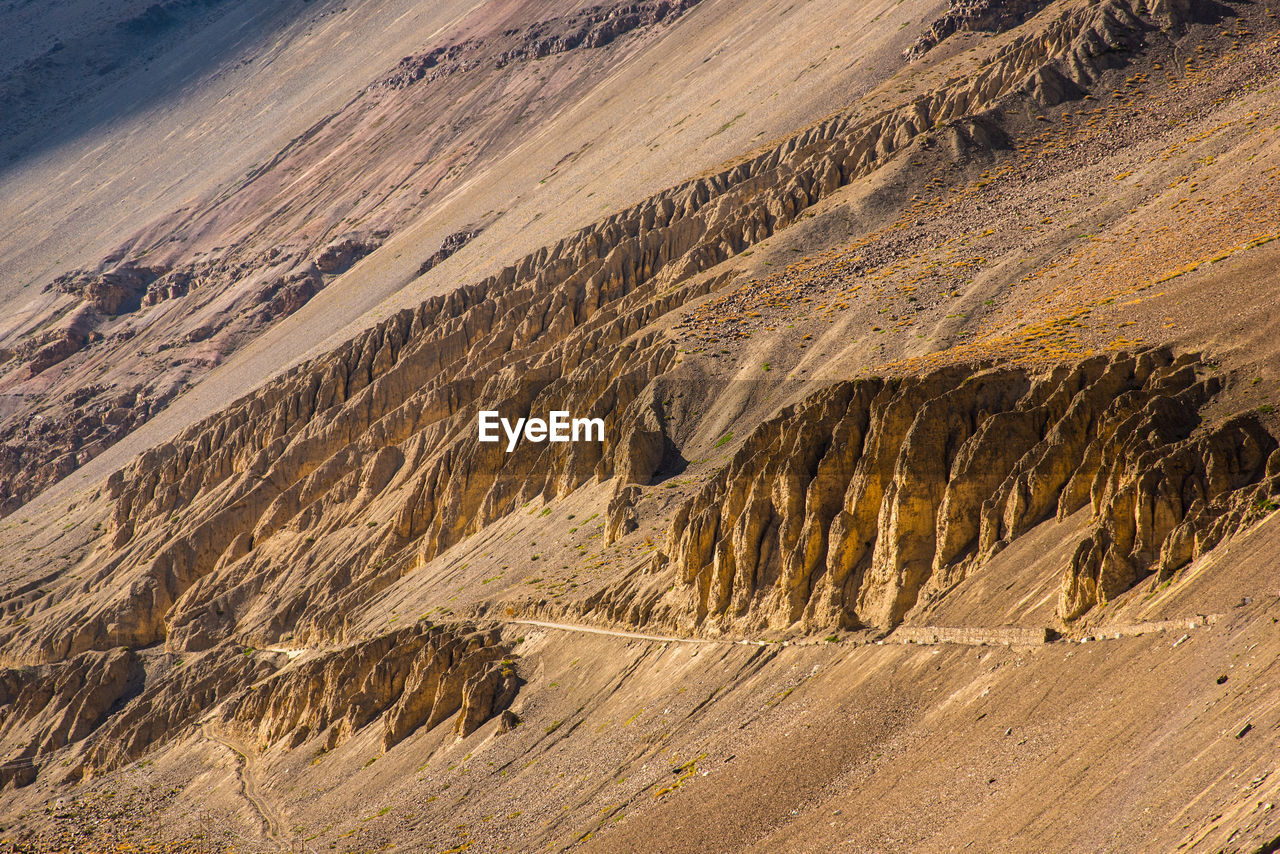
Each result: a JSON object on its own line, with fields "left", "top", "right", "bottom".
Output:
{"left": 222, "top": 623, "right": 516, "bottom": 752}
{"left": 0, "top": 623, "right": 514, "bottom": 788}
{"left": 0, "top": 649, "right": 141, "bottom": 788}
{"left": 907, "top": 0, "right": 1054, "bottom": 60}
{"left": 0, "top": 382, "right": 170, "bottom": 517}
{"left": 1059, "top": 412, "right": 1279, "bottom": 618}
{"left": 51, "top": 264, "right": 168, "bottom": 316}
{"left": 18, "top": 305, "right": 100, "bottom": 376}
{"left": 642, "top": 352, "right": 1278, "bottom": 634}
{"left": 418, "top": 227, "right": 483, "bottom": 275}
{"left": 382, "top": 0, "right": 704, "bottom": 88}
{"left": 314, "top": 234, "right": 382, "bottom": 275}
{"left": 492, "top": 0, "right": 703, "bottom": 66}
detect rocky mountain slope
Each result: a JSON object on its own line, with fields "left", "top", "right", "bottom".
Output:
{"left": 0, "top": 0, "right": 924, "bottom": 515}
{"left": 3, "top": 0, "right": 1280, "bottom": 851}
{"left": 0, "top": 0, "right": 706, "bottom": 513}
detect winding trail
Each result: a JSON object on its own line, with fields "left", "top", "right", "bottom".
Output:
{"left": 508, "top": 619, "right": 721, "bottom": 645}
{"left": 506, "top": 615, "right": 1223, "bottom": 649}
{"left": 201, "top": 722, "right": 286, "bottom": 847}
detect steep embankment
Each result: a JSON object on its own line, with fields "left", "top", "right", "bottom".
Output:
{"left": 3, "top": 0, "right": 1280, "bottom": 850}
{"left": 0, "top": 0, "right": 928, "bottom": 517}
{"left": 0, "top": 0, "right": 709, "bottom": 514}
{"left": 4, "top": 0, "right": 1209, "bottom": 664}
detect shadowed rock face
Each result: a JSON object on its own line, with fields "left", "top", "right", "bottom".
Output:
{"left": 0, "top": 622, "right": 515, "bottom": 789}
{"left": 644, "top": 350, "right": 1278, "bottom": 633}
{"left": 0, "top": 648, "right": 142, "bottom": 789}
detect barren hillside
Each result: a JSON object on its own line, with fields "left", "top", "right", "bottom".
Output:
{"left": 3, "top": 0, "right": 1280, "bottom": 851}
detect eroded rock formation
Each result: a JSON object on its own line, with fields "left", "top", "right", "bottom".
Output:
{"left": 644, "top": 351, "right": 1278, "bottom": 633}
{"left": 0, "top": 623, "right": 515, "bottom": 790}
{"left": 0, "top": 0, "right": 1216, "bottom": 668}
{"left": 0, "top": 0, "right": 1168, "bottom": 522}
{"left": 222, "top": 623, "right": 517, "bottom": 752}
{"left": 0, "top": 649, "right": 141, "bottom": 788}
